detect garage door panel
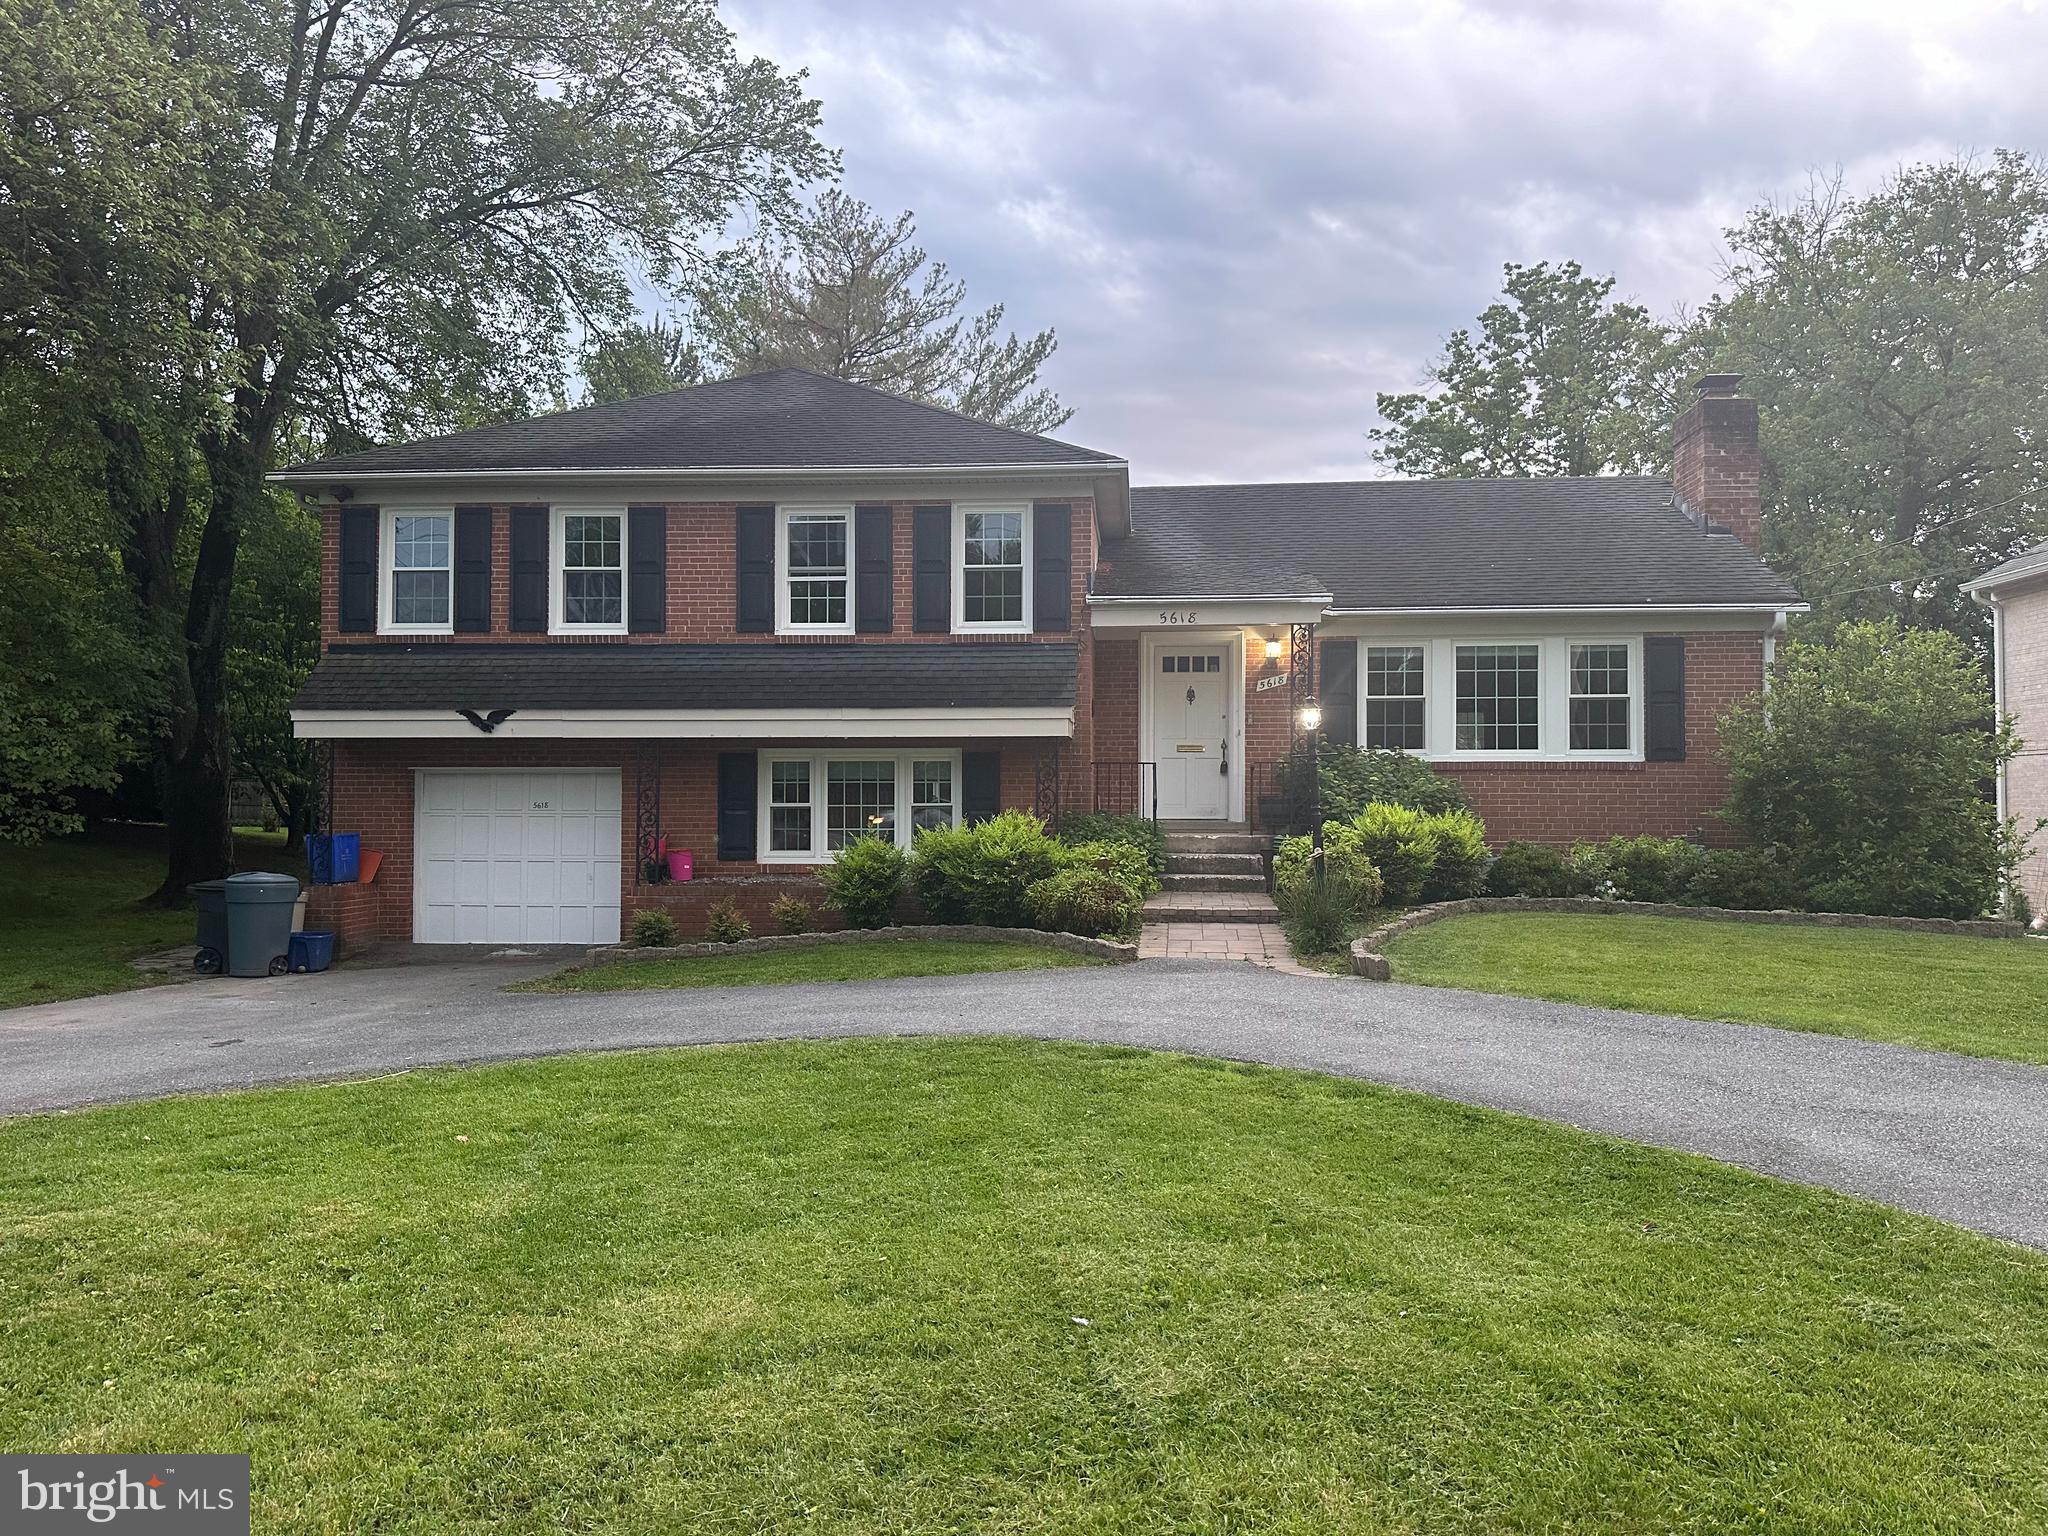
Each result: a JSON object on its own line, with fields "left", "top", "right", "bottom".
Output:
{"left": 414, "top": 771, "right": 621, "bottom": 946}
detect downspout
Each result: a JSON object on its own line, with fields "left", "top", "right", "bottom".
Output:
{"left": 1971, "top": 587, "right": 2008, "bottom": 831}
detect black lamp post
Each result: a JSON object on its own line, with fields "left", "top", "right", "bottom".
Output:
{"left": 1297, "top": 696, "right": 1324, "bottom": 879}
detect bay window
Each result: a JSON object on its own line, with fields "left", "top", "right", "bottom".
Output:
{"left": 760, "top": 751, "right": 961, "bottom": 861}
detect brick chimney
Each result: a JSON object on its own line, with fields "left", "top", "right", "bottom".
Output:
{"left": 1671, "top": 373, "right": 1762, "bottom": 553}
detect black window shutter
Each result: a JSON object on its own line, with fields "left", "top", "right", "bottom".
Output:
{"left": 627, "top": 504, "right": 667, "bottom": 634}
{"left": 716, "top": 751, "right": 758, "bottom": 861}
{"left": 338, "top": 506, "right": 377, "bottom": 632}
{"left": 961, "top": 750, "right": 1002, "bottom": 824}
{"left": 509, "top": 505, "right": 548, "bottom": 632}
{"left": 1320, "top": 639, "right": 1358, "bottom": 748}
{"left": 912, "top": 505, "right": 951, "bottom": 632}
{"left": 854, "top": 504, "right": 893, "bottom": 633}
{"left": 1032, "top": 501, "right": 1071, "bottom": 633}
{"left": 453, "top": 505, "right": 491, "bottom": 632}
{"left": 1644, "top": 635, "right": 1687, "bottom": 761}
{"left": 735, "top": 505, "right": 774, "bottom": 633}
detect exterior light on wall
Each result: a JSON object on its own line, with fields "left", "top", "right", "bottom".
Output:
{"left": 1264, "top": 636, "right": 1284, "bottom": 662}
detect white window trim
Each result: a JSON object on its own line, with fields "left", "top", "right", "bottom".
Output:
{"left": 952, "top": 502, "right": 1032, "bottom": 634}
{"left": 1350, "top": 635, "right": 1644, "bottom": 763}
{"left": 378, "top": 506, "right": 454, "bottom": 636}
{"left": 1362, "top": 641, "right": 1430, "bottom": 753}
{"left": 549, "top": 505, "right": 628, "bottom": 636}
{"left": 756, "top": 748, "right": 964, "bottom": 864}
{"left": 775, "top": 504, "right": 855, "bottom": 636}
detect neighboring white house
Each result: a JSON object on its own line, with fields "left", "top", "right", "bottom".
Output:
{"left": 1967, "top": 541, "right": 2048, "bottom": 924}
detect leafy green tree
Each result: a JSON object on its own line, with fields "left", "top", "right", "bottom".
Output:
{"left": 227, "top": 491, "right": 320, "bottom": 846}
{"left": 1371, "top": 261, "right": 1692, "bottom": 477}
{"left": 581, "top": 319, "right": 705, "bottom": 406}
{"left": 1, "top": 0, "right": 830, "bottom": 899}
{"left": 691, "top": 190, "right": 1072, "bottom": 432}
{"left": 1707, "top": 154, "right": 2048, "bottom": 642}
{"left": 1719, "top": 621, "right": 2031, "bottom": 919}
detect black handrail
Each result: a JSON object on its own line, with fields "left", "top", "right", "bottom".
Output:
{"left": 1092, "top": 761, "right": 1158, "bottom": 823}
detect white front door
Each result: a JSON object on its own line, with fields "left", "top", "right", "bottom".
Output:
{"left": 414, "top": 770, "right": 622, "bottom": 944}
{"left": 1151, "top": 648, "right": 1231, "bottom": 819}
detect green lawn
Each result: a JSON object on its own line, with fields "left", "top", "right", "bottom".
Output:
{"left": 521, "top": 938, "right": 1102, "bottom": 992}
{"left": 4, "top": 1039, "right": 2047, "bottom": 1532}
{"left": 0, "top": 828, "right": 305, "bottom": 1009}
{"left": 1384, "top": 911, "right": 2048, "bottom": 1063}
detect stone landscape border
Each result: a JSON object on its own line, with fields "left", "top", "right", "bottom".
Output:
{"left": 587, "top": 924, "right": 1137, "bottom": 968}
{"left": 1349, "top": 896, "right": 2025, "bottom": 980}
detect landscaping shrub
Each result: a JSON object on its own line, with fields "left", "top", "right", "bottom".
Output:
{"left": 954, "top": 809, "right": 1068, "bottom": 928}
{"left": 1720, "top": 619, "right": 2034, "bottom": 919}
{"left": 1055, "top": 812, "right": 1166, "bottom": 877}
{"left": 1686, "top": 848, "right": 1801, "bottom": 912}
{"left": 770, "top": 893, "right": 819, "bottom": 934}
{"left": 630, "top": 907, "right": 678, "bottom": 948}
{"left": 1278, "top": 857, "right": 1359, "bottom": 956}
{"left": 1060, "top": 838, "right": 1161, "bottom": 900}
{"left": 1594, "top": 835, "right": 1707, "bottom": 904}
{"left": 701, "top": 899, "right": 751, "bottom": 945}
{"left": 1419, "top": 808, "right": 1490, "bottom": 901}
{"left": 908, "top": 823, "right": 978, "bottom": 923}
{"left": 1273, "top": 824, "right": 1385, "bottom": 918}
{"left": 1023, "top": 868, "right": 1142, "bottom": 938}
{"left": 1566, "top": 841, "right": 1617, "bottom": 899}
{"left": 817, "top": 835, "right": 907, "bottom": 930}
{"left": 1349, "top": 801, "right": 1439, "bottom": 906}
{"left": 1484, "top": 841, "right": 1582, "bottom": 898}
{"left": 1316, "top": 746, "right": 1471, "bottom": 820}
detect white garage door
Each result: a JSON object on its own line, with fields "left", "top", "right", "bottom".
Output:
{"left": 414, "top": 770, "right": 622, "bottom": 945}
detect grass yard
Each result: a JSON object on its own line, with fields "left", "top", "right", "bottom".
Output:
{"left": 1384, "top": 912, "right": 2048, "bottom": 1064}
{"left": 0, "top": 827, "right": 304, "bottom": 1009}
{"left": 521, "top": 938, "right": 1102, "bottom": 992}
{"left": 5, "top": 1038, "right": 2047, "bottom": 1533}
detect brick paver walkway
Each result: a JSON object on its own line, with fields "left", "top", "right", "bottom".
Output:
{"left": 1136, "top": 921, "right": 1331, "bottom": 977}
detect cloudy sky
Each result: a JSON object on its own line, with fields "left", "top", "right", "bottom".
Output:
{"left": 720, "top": 0, "right": 2048, "bottom": 485}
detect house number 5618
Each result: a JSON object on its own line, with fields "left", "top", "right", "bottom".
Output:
{"left": 1158, "top": 609, "right": 1198, "bottom": 624}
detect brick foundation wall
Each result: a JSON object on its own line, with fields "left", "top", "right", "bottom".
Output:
{"left": 2002, "top": 583, "right": 2048, "bottom": 914}
{"left": 320, "top": 736, "right": 1051, "bottom": 949}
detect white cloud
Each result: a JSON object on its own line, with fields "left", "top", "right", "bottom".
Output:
{"left": 724, "top": 0, "right": 2048, "bottom": 481}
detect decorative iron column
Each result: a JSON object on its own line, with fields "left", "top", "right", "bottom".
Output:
{"left": 1034, "top": 744, "right": 1064, "bottom": 826}
{"left": 314, "top": 740, "right": 335, "bottom": 836}
{"left": 634, "top": 741, "right": 662, "bottom": 885}
{"left": 1289, "top": 622, "right": 1317, "bottom": 752}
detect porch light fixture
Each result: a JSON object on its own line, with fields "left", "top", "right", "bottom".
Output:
{"left": 1264, "top": 636, "right": 1284, "bottom": 662}
{"left": 1298, "top": 700, "right": 1323, "bottom": 734}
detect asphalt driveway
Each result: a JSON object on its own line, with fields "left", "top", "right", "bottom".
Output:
{"left": 6, "top": 954, "right": 2048, "bottom": 1249}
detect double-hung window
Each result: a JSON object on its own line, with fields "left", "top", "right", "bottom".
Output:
{"left": 779, "top": 507, "right": 851, "bottom": 632}
{"left": 382, "top": 510, "right": 451, "bottom": 633}
{"left": 760, "top": 751, "right": 960, "bottom": 861}
{"left": 554, "top": 510, "right": 624, "bottom": 632}
{"left": 1569, "top": 643, "right": 1632, "bottom": 752}
{"left": 956, "top": 505, "right": 1029, "bottom": 630}
{"left": 1454, "top": 643, "right": 1540, "bottom": 752}
{"left": 1364, "top": 644, "right": 1426, "bottom": 750}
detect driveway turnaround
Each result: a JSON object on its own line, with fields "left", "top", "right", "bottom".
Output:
{"left": 6, "top": 956, "right": 2048, "bottom": 1249}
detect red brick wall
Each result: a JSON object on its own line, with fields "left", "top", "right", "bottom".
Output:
{"left": 1672, "top": 388, "right": 1763, "bottom": 554}
{"left": 317, "top": 736, "right": 1051, "bottom": 948}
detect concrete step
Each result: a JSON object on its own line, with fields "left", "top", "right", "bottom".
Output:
{"left": 1163, "top": 832, "right": 1267, "bottom": 857}
{"left": 1159, "top": 872, "right": 1268, "bottom": 892}
{"left": 1165, "top": 851, "right": 1266, "bottom": 876}
{"left": 1142, "top": 890, "right": 1281, "bottom": 924}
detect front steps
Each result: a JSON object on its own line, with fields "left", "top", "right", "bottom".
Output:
{"left": 1147, "top": 824, "right": 1279, "bottom": 925}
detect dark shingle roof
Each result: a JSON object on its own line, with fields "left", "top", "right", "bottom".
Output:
{"left": 292, "top": 642, "right": 1078, "bottom": 713}
{"left": 274, "top": 369, "right": 1120, "bottom": 479}
{"left": 1965, "top": 539, "right": 2048, "bottom": 594}
{"left": 1097, "top": 476, "right": 1802, "bottom": 609}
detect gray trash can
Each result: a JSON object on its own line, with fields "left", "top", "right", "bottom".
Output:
{"left": 188, "top": 880, "right": 229, "bottom": 974}
{"left": 224, "top": 871, "right": 301, "bottom": 977}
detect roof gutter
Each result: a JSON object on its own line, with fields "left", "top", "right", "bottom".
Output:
{"left": 266, "top": 460, "right": 1128, "bottom": 488}
{"left": 1317, "top": 602, "right": 1810, "bottom": 617}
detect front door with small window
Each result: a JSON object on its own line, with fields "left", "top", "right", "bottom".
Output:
{"left": 1152, "top": 650, "right": 1230, "bottom": 819}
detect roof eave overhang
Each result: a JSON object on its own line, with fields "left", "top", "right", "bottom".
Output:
{"left": 1319, "top": 602, "right": 1810, "bottom": 617}
{"left": 1963, "top": 565, "right": 2048, "bottom": 599}
{"left": 1088, "top": 592, "right": 1330, "bottom": 628}
{"left": 290, "top": 706, "right": 1075, "bottom": 740}
{"left": 267, "top": 461, "right": 1127, "bottom": 489}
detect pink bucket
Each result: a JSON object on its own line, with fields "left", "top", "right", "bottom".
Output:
{"left": 666, "top": 849, "right": 694, "bottom": 883}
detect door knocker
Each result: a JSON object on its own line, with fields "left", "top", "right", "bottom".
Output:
{"left": 1185, "top": 686, "right": 1195, "bottom": 704}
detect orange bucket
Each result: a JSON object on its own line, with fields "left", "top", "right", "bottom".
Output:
{"left": 357, "top": 849, "right": 385, "bottom": 885}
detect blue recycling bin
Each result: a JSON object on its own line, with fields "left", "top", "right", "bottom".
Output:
{"left": 306, "top": 832, "right": 360, "bottom": 885}
{"left": 288, "top": 931, "right": 334, "bottom": 973}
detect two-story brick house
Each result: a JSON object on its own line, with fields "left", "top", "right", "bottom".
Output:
{"left": 280, "top": 368, "right": 1801, "bottom": 950}
{"left": 1967, "top": 540, "right": 2048, "bottom": 921}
